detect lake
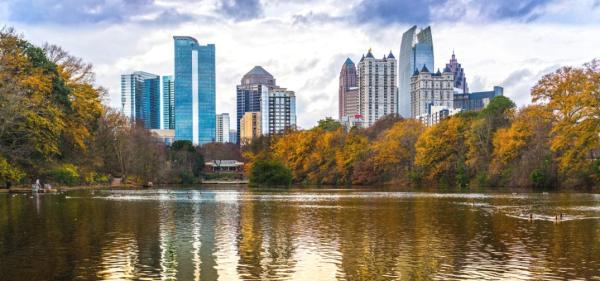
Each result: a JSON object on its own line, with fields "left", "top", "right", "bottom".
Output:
{"left": 0, "top": 187, "right": 599, "bottom": 280}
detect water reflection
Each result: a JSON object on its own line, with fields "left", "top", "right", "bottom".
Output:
{"left": 0, "top": 189, "right": 599, "bottom": 280}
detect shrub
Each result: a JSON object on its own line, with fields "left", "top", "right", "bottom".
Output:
{"left": 48, "top": 164, "right": 80, "bottom": 186}
{"left": 249, "top": 160, "right": 292, "bottom": 187}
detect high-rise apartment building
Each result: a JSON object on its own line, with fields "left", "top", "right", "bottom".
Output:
{"left": 446, "top": 51, "right": 468, "bottom": 94}
{"left": 240, "top": 112, "right": 261, "bottom": 145}
{"left": 410, "top": 65, "right": 455, "bottom": 118}
{"left": 260, "top": 88, "right": 296, "bottom": 135}
{"left": 339, "top": 58, "right": 359, "bottom": 120}
{"left": 162, "top": 75, "right": 175, "bottom": 129}
{"left": 357, "top": 49, "right": 398, "bottom": 127}
{"left": 399, "top": 25, "right": 434, "bottom": 118}
{"left": 236, "top": 66, "right": 275, "bottom": 143}
{"left": 216, "top": 113, "right": 230, "bottom": 143}
{"left": 173, "top": 36, "right": 216, "bottom": 145}
{"left": 121, "top": 71, "right": 161, "bottom": 129}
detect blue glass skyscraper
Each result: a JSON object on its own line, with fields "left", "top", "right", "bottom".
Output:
{"left": 162, "top": 75, "right": 175, "bottom": 129}
{"left": 174, "top": 36, "right": 216, "bottom": 145}
{"left": 121, "top": 71, "right": 160, "bottom": 129}
{"left": 399, "top": 26, "right": 434, "bottom": 118}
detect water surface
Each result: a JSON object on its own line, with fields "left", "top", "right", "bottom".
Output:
{"left": 0, "top": 187, "right": 599, "bottom": 280}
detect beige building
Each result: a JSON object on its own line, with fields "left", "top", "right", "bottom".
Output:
{"left": 240, "top": 111, "right": 261, "bottom": 145}
{"left": 357, "top": 49, "right": 398, "bottom": 127}
{"left": 410, "top": 65, "right": 455, "bottom": 119}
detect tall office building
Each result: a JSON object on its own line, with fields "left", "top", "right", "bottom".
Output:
{"left": 216, "top": 113, "right": 230, "bottom": 143}
{"left": 446, "top": 51, "right": 468, "bottom": 94}
{"left": 162, "top": 75, "right": 175, "bottom": 129}
{"left": 339, "top": 58, "right": 359, "bottom": 120}
{"left": 173, "top": 36, "right": 216, "bottom": 145}
{"left": 239, "top": 112, "right": 261, "bottom": 145}
{"left": 121, "top": 71, "right": 161, "bottom": 129}
{"left": 261, "top": 88, "right": 296, "bottom": 135}
{"left": 357, "top": 49, "right": 398, "bottom": 127}
{"left": 399, "top": 25, "right": 434, "bottom": 118}
{"left": 236, "top": 66, "right": 275, "bottom": 143}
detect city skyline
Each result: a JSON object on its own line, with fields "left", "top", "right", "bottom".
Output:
{"left": 2, "top": 0, "right": 599, "bottom": 129}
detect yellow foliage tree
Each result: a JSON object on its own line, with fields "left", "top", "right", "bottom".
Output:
{"left": 532, "top": 59, "right": 600, "bottom": 185}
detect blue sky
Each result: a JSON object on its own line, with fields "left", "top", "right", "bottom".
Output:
{"left": 1, "top": 0, "right": 599, "bottom": 128}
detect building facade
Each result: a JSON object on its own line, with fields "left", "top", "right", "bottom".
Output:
{"left": 260, "top": 88, "right": 296, "bottom": 135}
{"left": 121, "top": 71, "right": 161, "bottom": 129}
{"left": 229, "top": 130, "right": 238, "bottom": 144}
{"left": 173, "top": 36, "right": 216, "bottom": 145}
{"left": 216, "top": 113, "right": 230, "bottom": 143}
{"left": 339, "top": 58, "right": 359, "bottom": 120}
{"left": 236, "top": 66, "right": 275, "bottom": 144}
{"left": 445, "top": 51, "right": 468, "bottom": 94}
{"left": 399, "top": 25, "right": 434, "bottom": 118}
{"left": 357, "top": 49, "right": 398, "bottom": 127}
{"left": 240, "top": 112, "right": 261, "bottom": 145}
{"left": 410, "top": 65, "right": 455, "bottom": 118}
{"left": 162, "top": 75, "right": 175, "bottom": 129}
{"left": 454, "top": 86, "right": 504, "bottom": 111}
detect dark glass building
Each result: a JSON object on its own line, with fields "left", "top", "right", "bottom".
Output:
{"left": 445, "top": 51, "right": 468, "bottom": 94}
{"left": 173, "top": 36, "right": 216, "bottom": 145}
{"left": 235, "top": 66, "right": 276, "bottom": 144}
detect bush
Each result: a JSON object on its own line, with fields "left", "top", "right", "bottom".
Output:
{"left": 249, "top": 160, "right": 292, "bottom": 187}
{"left": 47, "top": 164, "right": 80, "bottom": 186}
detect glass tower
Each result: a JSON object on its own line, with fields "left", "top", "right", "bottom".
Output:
{"left": 399, "top": 25, "right": 434, "bottom": 118}
{"left": 162, "top": 75, "right": 175, "bottom": 129}
{"left": 121, "top": 71, "right": 160, "bottom": 129}
{"left": 174, "top": 36, "right": 216, "bottom": 145}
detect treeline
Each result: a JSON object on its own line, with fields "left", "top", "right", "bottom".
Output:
{"left": 245, "top": 59, "right": 599, "bottom": 190}
{"left": 0, "top": 28, "right": 240, "bottom": 187}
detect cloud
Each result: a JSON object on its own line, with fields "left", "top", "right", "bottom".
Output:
{"left": 352, "top": 0, "right": 555, "bottom": 25}
{"left": 218, "top": 0, "right": 263, "bottom": 21}
{"left": 4, "top": 0, "right": 195, "bottom": 25}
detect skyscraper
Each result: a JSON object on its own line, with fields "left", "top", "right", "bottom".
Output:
{"left": 121, "top": 71, "right": 161, "bottom": 129}
{"left": 445, "top": 51, "right": 468, "bottom": 94}
{"left": 357, "top": 49, "right": 398, "bottom": 127}
{"left": 173, "top": 36, "right": 216, "bottom": 145}
{"left": 339, "top": 58, "right": 359, "bottom": 120}
{"left": 261, "top": 87, "right": 296, "bottom": 135}
{"left": 410, "top": 66, "right": 455, "bottom": 118}
{"left": 216, "top": 113, "right": 230, "bottom": 143}
{"left": 399, "top": 25, "right": 434, "bottom": 118}
{"left": 162, "top": 75, "right": 175, "bottom": 129}
{"left": 236, "top": 66, "right": 275, "bottom": 143}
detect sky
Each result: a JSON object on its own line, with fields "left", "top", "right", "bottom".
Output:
{"left": 1, "top": 0, "right": 599, "bottom": 129}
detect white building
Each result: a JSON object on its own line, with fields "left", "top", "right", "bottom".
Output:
{"left": 261, "top": 87, "right": 296, "bottom": 135}
{"left": 410, "top": 65, "right": 455, "bottom": 119}
{"left": 357, "top": 49, "right": 398, "bottom": 127}
{"left": 216, "top": 113, "right": 230, "bottom": 143}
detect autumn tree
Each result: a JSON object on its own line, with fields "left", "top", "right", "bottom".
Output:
{"left": 491, "top": 105, "right": 555, "bottom": 188}
{"left": 532, "top": 59, "right": 600, "bottom": 187}
{"left": 371, "top": 119, "right": 424, "bottom": 183}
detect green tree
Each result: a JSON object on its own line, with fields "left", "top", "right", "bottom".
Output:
{"left": 249, "top": 159, "right": 292, "bottom": 187}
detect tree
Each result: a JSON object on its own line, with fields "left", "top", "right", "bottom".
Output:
{"left": 371, "top": 119, "right": 424, "bottom": 183}
{"left": 491, "top": 105, "right": 556, "bottom": 188}
{"left": 317, "top": 117, "right": 342, "bottom": 131}
{"left": 415, "top": 116, "right": 469, "bottom": 187}
{"left": 532, "top": 59, "right": 600, "bottom": 187}
{"left": 249, "top": 159, "right": 292, "bottom": 187}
